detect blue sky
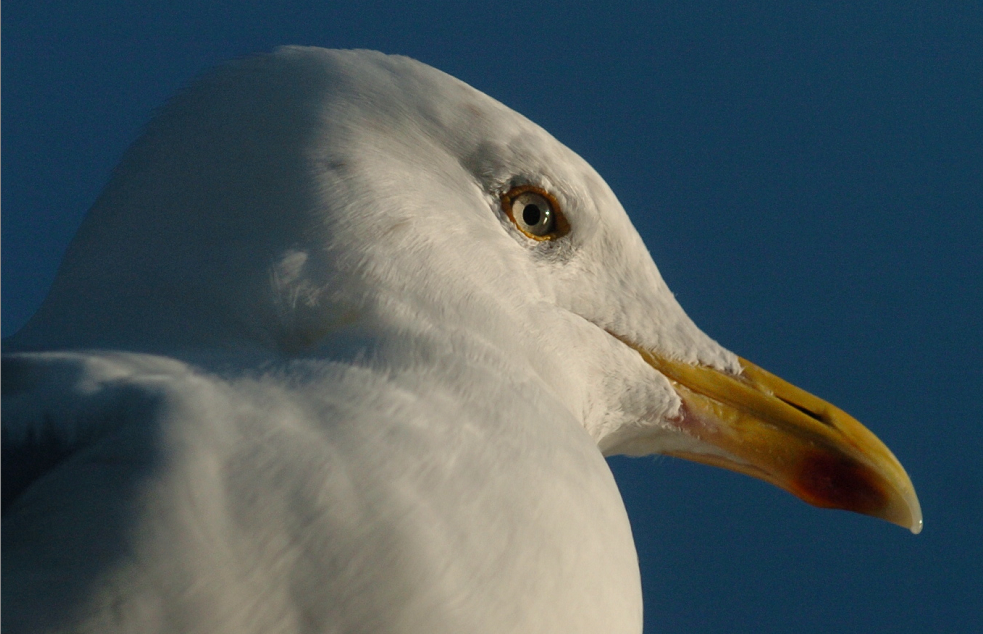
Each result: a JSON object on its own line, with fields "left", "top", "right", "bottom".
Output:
{"left": 3, "top": 2, "right": 981, "bottom": 631}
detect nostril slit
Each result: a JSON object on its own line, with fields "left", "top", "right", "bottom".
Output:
{"left": 778, "top": 396, "right": 833, "bottom": 427}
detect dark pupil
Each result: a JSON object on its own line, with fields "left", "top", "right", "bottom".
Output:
{"left": 522, "top": 204, "right": 543, "bottom": 227}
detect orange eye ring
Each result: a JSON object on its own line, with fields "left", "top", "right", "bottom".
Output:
{"left": 501, "top": 185, "right": 570, "bottom": 241}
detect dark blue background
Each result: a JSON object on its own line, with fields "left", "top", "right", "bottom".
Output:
{"left": 3, "top": 2, "right": 981, "bottom": 631}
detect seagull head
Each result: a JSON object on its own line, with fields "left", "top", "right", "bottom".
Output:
{"left": 12, "top": 47, "right": 921, "bottom": 533}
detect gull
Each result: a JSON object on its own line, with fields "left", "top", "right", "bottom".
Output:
{"left": 1, "top": 47, "right": 921, "bottom": 634}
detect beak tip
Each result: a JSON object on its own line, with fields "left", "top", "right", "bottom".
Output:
{"left": 868, "top": 475, "right": 921, "bottom": 534}
{"left": 795, "top": 451, "right": 923, "bottom": 535}
{"left": 904, "top": 495, "right": 924, "bottom": 535}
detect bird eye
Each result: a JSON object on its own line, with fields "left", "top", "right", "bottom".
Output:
{"left": 501, "top": 186, "right": 568, "bottom": 241}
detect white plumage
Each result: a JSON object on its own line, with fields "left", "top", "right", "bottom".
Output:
{"left": 2, "top": 47, "right": 919, "bottom": 634}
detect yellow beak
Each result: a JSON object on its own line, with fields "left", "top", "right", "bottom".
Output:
{"left": 634, "top": 348, "right": 923, "bottom": 533}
